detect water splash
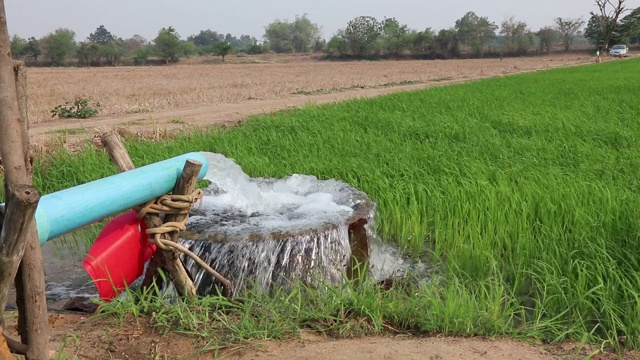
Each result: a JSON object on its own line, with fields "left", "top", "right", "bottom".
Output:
{"left": 167, "top": 152, "right": 374, "bottom": 296}
{"left": 190, "top": 153, "right": 358, "bottom": 235}
{"left": 9, "top": 153, "right": 435, "bottom": 307}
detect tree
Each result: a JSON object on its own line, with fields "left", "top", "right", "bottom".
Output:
{"left": 181, "top": 41, "right": 197, "bottom": 64}
{"left": 434, "top": 28, "right": 460, "bottom": 58}
{"left": 313, "top": 38, "right": 326, "bottom": 52}
{"left": 154, "top": 26, "right": 182, "bottom": 64}
{"left": 343, "top": 16, "right": 383, "bottom": 57}
{"left": 101, "top": 39, "right": 125, "bottom": 66}
{"left": 500, "top": 16, "right": 533, "bottom": 55}
{"left": 264, "top": 14, "right": 322, "bottom": 53}
{"left": 289, "top": 14, "right": 322, "bottom": 52}
{"left": 246, "top": 41, "right": 268, "bottom": 54}
{"left": 620, "top": 7, "right": 640, "bottom": 43}
{"left": 585, "top": 15, "right": 612, "bottom": 49}
{"left": 536, "top": 27, "right": 557, "bottom": 53}
{"left": 410, "top": 28, "right": 434, "bottom": 56}
{"left": 554, "top": 17, "right": 586, "bottom": 51}
{"left": 88, "top": 25, "right": 115, "bottom": 45}
{"left": 455, "top": 12, "right": 498, "bottom": 57}
{"left": 76, "top": 41, "right": 105, "bottom": 66}
{"left": 187, "top": 29, "right": 224, "bottom": 48}
{"left": 326, "top": 31, "right": 348, "bottom": 57}
{"left": 24, "top": 37, "right": 41, "bottom": 62}
{"left": 222, "top": 33, "right": 260, "bottom": 53}
{"left": 10, "top": 34, "right": 26, "bottom": 58}
{"left": 76, "top": 41, "right": 93, "bottom": 66}
{"left": 41, "top": 28, "right": 77, "bottom": 66}
{"left": 132, "top": 45, "right": 153, "bottom": 65}
{"left": 381, "top": 17, "right": 411, "bottom": 55}
{"left": 123, "top": 35, "right": 147, "bottom": 58}
{"left": 590, "top": 0, "right": 628, "bottom": 50}
{"left": 212, "top": 41, "right": 232, "bottom": 61}
{"left": 264, "top": 19, "right": 293, "bottom": 53}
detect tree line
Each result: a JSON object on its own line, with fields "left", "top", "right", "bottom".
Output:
{"left": 10, "top": 25, "right": 265, "bottom": 66}
{"left": 10, "top": 1, "right": 640, "bottom": 66}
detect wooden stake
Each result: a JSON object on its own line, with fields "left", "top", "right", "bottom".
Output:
{"left": 12, "top": 57, "right": 49, "bottom": 360}
{"left": 12, "top": 54, "right": 49, "bottom": 360}
{"left": 100, "top": 132, "right": 135, "bottom": 171}
{"left": 0, "top": 187, "right": 39, "bottom": 359}
{"left": 13, "top": 61, "right": 30, "bottom": 171}
{"left": 0, "top": 186, "right": 40, "bottom": 314}
{"left": 159, "top": 159, "right": 201, "bottom": 297}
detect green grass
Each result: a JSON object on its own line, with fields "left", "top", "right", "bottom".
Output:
{"left": 44, "top": 128, "right": 89, "bottom": 135}
{"left": 2, "top": 58, "right": 640, "bottom": 349}
{"left": 96, "top": 273, "right": 529, "bottom": 356}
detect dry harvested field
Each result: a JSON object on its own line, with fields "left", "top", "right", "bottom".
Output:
{"left": 27, "top": 53, "right": 607, "bottom": 144}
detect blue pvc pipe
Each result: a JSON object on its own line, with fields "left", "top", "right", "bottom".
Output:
{"left": 2, "top": 152, "right": 208, "bottom": 245}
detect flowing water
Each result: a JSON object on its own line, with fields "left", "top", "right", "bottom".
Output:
{"left": 4, "top": 152, "right": 432, "bottom": 307}
{"left": 167, "top": 152, "right": 376, "bottom": 296}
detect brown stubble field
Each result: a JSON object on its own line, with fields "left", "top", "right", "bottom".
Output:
{"left": 28, "top": 53, "right": 600, "bottom": 126}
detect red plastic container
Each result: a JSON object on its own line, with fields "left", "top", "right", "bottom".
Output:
{"left": 82, "top": 210, "right": 156, "bottom": 301}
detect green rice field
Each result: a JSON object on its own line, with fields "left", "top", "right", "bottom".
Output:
{"left": 3, "top": 58, "right": 640, "bottom": 349}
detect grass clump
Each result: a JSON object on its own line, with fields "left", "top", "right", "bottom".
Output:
{"left": 50, "top": 98, "right": 100, "bottom": 119}
{"left": 3, "top": 58, "right": 640, "bottom": 349}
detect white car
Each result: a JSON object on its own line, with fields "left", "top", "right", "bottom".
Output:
{"left": 609, "top": 45, "right": 628, "bottom": 58}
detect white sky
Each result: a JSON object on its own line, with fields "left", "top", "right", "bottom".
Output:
{"left": 6, "top": 0, "right": 640, "bottom": 42}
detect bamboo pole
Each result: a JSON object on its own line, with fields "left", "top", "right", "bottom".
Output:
{"left": 0, "top": 2, "right": 49, "bottom": 358}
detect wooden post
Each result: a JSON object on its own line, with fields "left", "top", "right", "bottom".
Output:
{"left": 0, "top": 187, "right": 40, "bottom": 357}
{"left": 0, "top": 186, "right": 40, "bottom": 316}
{"left": 97, "top": 132, "right": 197, "bottom": 297}
{"left": 159, "top": 159, "right": 201, "bottom": 297}
{"left": 0, "top": 2, "right": 50, "bottom": 358}
{"left": 13, "top": 61, "right": 29, "bottom": 170}
{"left": 13, "top": 58, "right": 49, "bottom": 360}
{"left": 100, "top": 132, "right": 135, "bottom": 171}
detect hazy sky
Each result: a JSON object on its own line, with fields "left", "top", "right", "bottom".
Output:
{"left": 6, "top": 0, "right": 640, "bottom": 42}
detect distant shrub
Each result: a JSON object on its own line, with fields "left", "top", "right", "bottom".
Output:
{"left": 51, "top": 98, "right": 100, "bottom": 119}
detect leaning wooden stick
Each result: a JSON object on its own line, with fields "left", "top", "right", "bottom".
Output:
{"left": 100, "top": 132, "right": 135, "bottom": 171}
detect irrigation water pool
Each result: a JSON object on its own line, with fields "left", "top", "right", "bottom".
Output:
{"left": 7, "top": 153, "right": 432, "bottom": 306}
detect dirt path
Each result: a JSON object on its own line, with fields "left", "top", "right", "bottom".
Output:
{"left": 4, "top": 312, "right": 623, "bottom": 360}
{"left": 28, "top": 79, "right": 482, "bottom": 146}
{"left": 226, "top": 333, "right": 566, "bottom": 360}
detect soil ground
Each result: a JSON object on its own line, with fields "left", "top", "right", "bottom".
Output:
{"left": 2, "top": 312, "right": 636, "bottom": 360}
{"left": 7, "top": 53, "right": 639, "bottom": 359}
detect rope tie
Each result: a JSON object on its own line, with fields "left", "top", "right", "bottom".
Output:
{"left": 137, "top": 190, "right": 203, "bottom": 219}
{"left": 137, "top": 189, "right": 232, "bottom": 292}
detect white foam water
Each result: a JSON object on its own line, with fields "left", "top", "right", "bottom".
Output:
{"left": 187, "top": 153, "right": 357, "bottom": 236}
{"left": 169, "top": 152, "right": 373, "bottom": 296}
